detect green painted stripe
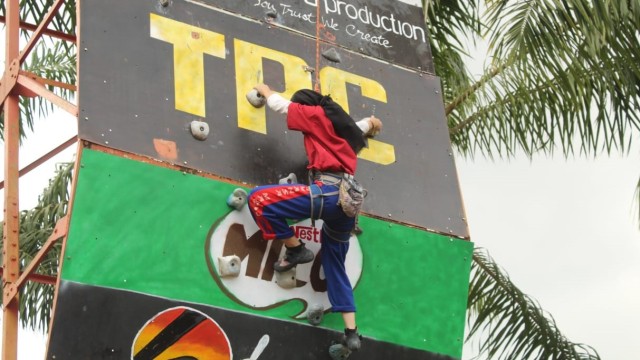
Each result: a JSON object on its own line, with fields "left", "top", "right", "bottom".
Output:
{"left": 63, "top": 149, "right": 472, "bottom": 358}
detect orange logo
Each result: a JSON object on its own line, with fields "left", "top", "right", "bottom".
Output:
{"left": 132, "top": 307, "right": 232, "bottom": 359}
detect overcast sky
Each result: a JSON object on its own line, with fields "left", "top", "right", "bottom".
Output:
{"left": 1, "top": 2, "right": 639, "bottom": 356}
{"left": 458, "top": 148, "right": 640, "bottom": 360}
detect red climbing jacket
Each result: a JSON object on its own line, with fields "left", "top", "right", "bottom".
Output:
{"left": 287, "top": 102, "right": 358, "bottom": 175}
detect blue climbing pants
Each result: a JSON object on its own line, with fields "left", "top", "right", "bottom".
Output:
{"left": 248, "top": 178, "right": 357, "bottom": 313}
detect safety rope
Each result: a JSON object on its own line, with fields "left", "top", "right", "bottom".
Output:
{"left": 314, "top": 0, "right": 322, "bottom": 92}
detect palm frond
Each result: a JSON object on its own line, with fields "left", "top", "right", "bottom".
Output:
{"left": 23, "top": 39, "right": 77, "bottom": 122}
{"left": 0, "top": 40, "right": 77, "bottom": 139}
{"left": 0, "top": 1, "right": 77, "bottom": 140}
{"left": 0, "top": 161, "right": 73, "bottom": 332}
{"left": 424, "top": 0, "right": 482, "bottom": 93}
{"left": 468, "top": 248, "right": 601, "bottom": 359}
{"left": 445, "top": 0, "right": 640, "bottom": 158}
{"left": 0, "top": 0, "right": 77, "bottom": 40}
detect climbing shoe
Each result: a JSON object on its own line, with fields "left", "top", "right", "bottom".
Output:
{"left": 273, "top": 242, "right": 314, "bottom": 272}
{"left": 343, "top": 328, "right": 362, "bottom": 351}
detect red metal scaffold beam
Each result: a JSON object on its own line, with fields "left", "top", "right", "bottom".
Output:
{"left": 1, "top": 0, "right": 77, "bottom": 358}
{"left": 2, "top": 2, "right": 21, "bottom": 357}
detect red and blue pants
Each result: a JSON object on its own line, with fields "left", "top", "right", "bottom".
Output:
{"left": 248, "top": 180, "right": 356, "bottom": 312}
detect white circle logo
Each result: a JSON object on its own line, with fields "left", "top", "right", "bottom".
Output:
{"left": 206, "top": 206, "right": 363, "bottom": 317}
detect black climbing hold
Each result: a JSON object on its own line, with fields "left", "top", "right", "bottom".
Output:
{"left": 329, "top": 343, "right": 352, "bottom": 360}
{"left": 307, "top": 304, "right": 324, "bottom": 326}
{"left": 322, "top": 48, "right": 341, "bottom": 63}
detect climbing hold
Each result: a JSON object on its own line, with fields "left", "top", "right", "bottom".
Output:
{"left": 218, "top": 255, "right": 241, "bottom": 277}
{"left": 190, "top": 120, "right": 209, "bottom": 141}
{"left": 275, "top": 268, "right": 296, "bottom": 289}
{"left": 328, "top": 343, "right": 352, "bottom": 360}
{"left": 352, "top": 225, "right": 362, "bottom": 235}
{"left": 307, "top": 304, "right": 324, "bottom": 326}
{"left": 322, "top": 48, "right": 342, "bottom": 63}
{"left": 278, "top": 173, "right": 298, "bottom": 185}
{"left": 226, "top": 188, "right": 248, "bottom": 211}
{"left": 246, "top": 89, "right": 266, "bottom": 108}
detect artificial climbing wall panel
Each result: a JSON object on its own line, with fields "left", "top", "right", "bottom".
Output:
{"left": 77, "top": 0, "right": 468, "bottom": 237}
{"left": 47, "top": 149, "right": 472, "bottom": 359}
{"left": 56, "top": 0, "right": 475, "bottom": 358}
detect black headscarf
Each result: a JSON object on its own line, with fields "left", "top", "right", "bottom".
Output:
{"left": 291, "top": 89, "right": 367, "bottom": 154}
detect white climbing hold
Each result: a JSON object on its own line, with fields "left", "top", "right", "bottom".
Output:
{"left": 275, "top": 268, "right": 296, "bottom": 289}
{"left": 278, "top": 173, "right": 298, "bottom": 185}
{"left": 190, "top": 120, "right": 209, "bottom": 141}
{"left": 227, "top": 188, "right": 248, "bottom": 211}
{"left": 246, "top": 89, "right": 266, "bottom": 108}
{"left": 218, "top": 255, "right": 241, "bottom": 277}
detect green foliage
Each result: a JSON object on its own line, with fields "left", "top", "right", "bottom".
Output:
{"left": 469, "top": 248, "right": 600, "bottom": 359}
{"left": 0, "top": 0, "right": 77, "bottom": 36}
{"left": 0, "top": 41, "right": 77, "bottom": 139}
{"left": 0, "top": 162, "right": 72, "bottom": 332}
{"left": 432, "top": 0, "right": 640, "bottom": 158}
{"left": 424, "top": 0, "right": 482, "bottom": 119}
{"left": 0, "top": 0, "right": 77, "bottom": 139}
{"left": 424, "top": 1, "right": 638, "bottom": 357}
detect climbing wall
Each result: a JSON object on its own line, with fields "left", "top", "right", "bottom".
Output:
{"left": 46, "top": 0, "right": 473, "bottom": 359}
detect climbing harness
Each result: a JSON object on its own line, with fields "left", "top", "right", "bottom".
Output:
{"left": 306, "top": 171, "right": 367, "bottom": 242}
{"left": 308, "top": 171, "right": 367, "bottom": 219}
{"left": 309, "top": 176, "right": 339, "bottom": 223}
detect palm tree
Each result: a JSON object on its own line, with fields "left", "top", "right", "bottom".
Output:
{"left": 3, "top": 0, "right": 639, "bottom": 358}
{"left": 425, "top": 0, "right": 638, "bottom": 358}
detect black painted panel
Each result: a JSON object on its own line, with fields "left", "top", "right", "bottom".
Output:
{"left": 78, "top": 0, "right": 468, "bottom": 237}
{"left": 46, "top": 281, "right": 456, "bottom": 360}
{"left": 189, "top": 0, "right": 433, "bottom": 72}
